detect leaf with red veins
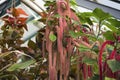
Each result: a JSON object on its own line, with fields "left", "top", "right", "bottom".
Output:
{"left": 2, "top": 16, "right": 15, "bottom": 28}
{"left": 2, "top": 16, "right": 14, "bottom": 23}
{"left": 2, "top": 14, "right": 28, "bottom": 30}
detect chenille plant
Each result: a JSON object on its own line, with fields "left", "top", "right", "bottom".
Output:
{"left": 36, "top": 0, "right": 120, "bottom": 80}
{"left": 0, "top": 0, "right": 120, "bottom": 80}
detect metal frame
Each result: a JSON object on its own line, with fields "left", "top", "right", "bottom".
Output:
{"left": 76, "top": 0, "right": 120, "bottom": 19}
{"left": 0, "top": 0, "right": 20, "bottom": 17}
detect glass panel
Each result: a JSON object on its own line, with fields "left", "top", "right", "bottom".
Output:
{"left": 88, "top": 0, "right": 120, "bottom": 10}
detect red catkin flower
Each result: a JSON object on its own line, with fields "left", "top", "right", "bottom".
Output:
{"left": 99, "top": 40, "right": 114, "bottom": 80}
{"left": 103, "top": 49, "right": 116, "bottom": 78}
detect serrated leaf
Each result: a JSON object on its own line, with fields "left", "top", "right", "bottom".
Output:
{"left": 107, "top": 19, "right": 120, "bottom": 28}
{"left": 82, "top": 57, "right": 96, "bottom": 65}
{"left": 93, "top": 8, "right": 111, "bottom": 21}
{"left": 107, "top": 59, "right": 120, "bottom": 73}
{"left": 7, "top": 60, "right": 36, "bottom": 71}
{"left": 49, "top": 33, "right": 56, "bottom": 42}
{"left": 69, "top": 31, "right": 84, "bottom": 38}
{"left": 103, "top": 31, "right": 115, "bottom": 41}
{"left": 78, "top": 12, "right": 94, "bottom": 24}
{"left": 85, "top": 17, "right": 93, "bottom": 25}
{"left": 78, "top": 44, "right": 90, "bottom": 52}
{"left": 103, "top": 22, "right": 118, "bottom": 32}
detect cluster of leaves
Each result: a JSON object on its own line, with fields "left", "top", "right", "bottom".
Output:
{"left": 77, "top": 8, "right": 120, "bottom": 80}
{"left": 0, "top": 7, "right": 48, "bottom": 80}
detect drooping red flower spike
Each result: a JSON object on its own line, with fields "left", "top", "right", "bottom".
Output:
{"left": 99, "top": 40, "right": 114, "bottom": 80}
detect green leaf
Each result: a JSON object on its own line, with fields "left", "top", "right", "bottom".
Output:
{"left": 70, "top": 0, "right": 77, "bottom": 6}
{"left": 71, "top": 55, "right": 81, "bottom": 64}
{"left": 103, "top": 21, "right": 118, "bottom": 32}
{"left": 69, "top": 31, "right": 84, "bottom": 38}
{"left": 79, "top": 12, "right": 93, "bottom": 17}
{"left": 105, "top": 77, "right": 115, "bottom": 80}
{"left": 49, "top": 33, "right": 56, "bottom": 42}
{"left": 85, "top": 18, "right": 93, "bottom": 25}
{"left": 93, "top": 8, "right": 111, "bottom": 21}
{"left": 82, "top": 57, "right": 96, "bottom": 65}
{"left": 78, "top": 12, "right": 94, "bottom": 24}
{"left": 0, "top": 74, "right": 19, "bottom": 80}
{"left": 107, "top": 59, "right": 120, "bottom": 73}
{"left": 103, "top": 31, "right": 115, "bottom": 41}
{"left": 91, "top": 45, "right": 99, "bottom": 53}
{"left": 89, "top": 74, "right": 99, "bottom": 80}
{"left": 88, "top": 35, "right": 97, "bottom": 42}
{"left": 7, "top": 59, "right": 36, "bottom": 71}
{"left": 44, "top": 1, "right": 55, "bottom": 6}
{"left": 82, "top": 24, "right": 90, "bottom": 29}
{"left": 107, "top": 18, "right": 120, "bottom": 28}
{"left": 0, "top": 52, "right": 11, "bottom": 58}
{"left": 78, "top": 44, "right": 90, "bottom": 52}
{"left": 72, "top": 19, "right": 80, "bottom": 25}
{"left": 53, "top": 14, "right": 61, "bottom": 18}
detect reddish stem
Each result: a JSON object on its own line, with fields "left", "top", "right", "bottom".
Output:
{"left": 88, "top": 65, "right": 93, "bottom": 77}
{"left": 83, "top": 64, "right": 87, "bottom": 80}
{"left": 99, "top": 40, "right": 114, "bottom": 80}
{"left": 103, "top": 48, "right": 116, "bottom": 78}
{"left": 109, "top": 48, "right": 116, "bottom": 59}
